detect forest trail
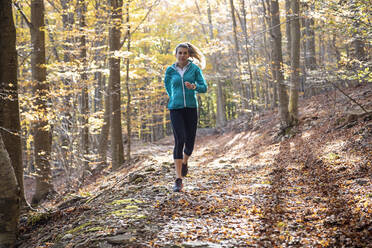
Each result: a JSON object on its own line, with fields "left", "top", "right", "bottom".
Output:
{"left": 18, "top": 84, "right": 372, "bottom": 248}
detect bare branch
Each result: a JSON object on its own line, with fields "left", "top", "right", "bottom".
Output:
{"left": 120, "top": 0, "right": 161, "bottom": 49}
{"left": 13, "top": 1, "right": 33, "bottom": 29}
{"left": 325, "top": 78, "right": 369, "bottom": 114}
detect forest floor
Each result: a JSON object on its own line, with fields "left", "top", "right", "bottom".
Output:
{"left": 17, "top": 83, "right": 372, "bottom": 248}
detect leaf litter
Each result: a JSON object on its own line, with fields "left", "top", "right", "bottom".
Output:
{"left": 17, "top": 84, "right": 371, "bottom": 247}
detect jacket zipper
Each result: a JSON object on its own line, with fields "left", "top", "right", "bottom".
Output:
{"left": 174, "top": 63, "right": 191, "bottom": 108}
{"left": 181, "top": 75, "right": 186, "bottom": 107}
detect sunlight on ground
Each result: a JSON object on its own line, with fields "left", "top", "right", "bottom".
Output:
{"left": 301, "top": 130, "right": 314, "bottom": 139}
{"left": 225, "top": 133, "right": 245, "bottom": 147}
{"left": 322, "top": 139, "right": 346, "bottom": 151}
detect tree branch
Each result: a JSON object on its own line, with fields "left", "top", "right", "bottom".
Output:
{"left": 45, "top": 0, "right": 61, "bottom": 13}
{"left": 120, "top": 0, "right": 161, "bottom": 49}
{"left": 13, "top": 2, "right": 33, "bottom": 29}
{"left": 325, "top": 78, "right": 369, "bottom": 114}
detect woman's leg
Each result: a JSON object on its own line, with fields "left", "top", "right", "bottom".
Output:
{"left": 183, "top": 108, "right": 198, "bottom": 158}
{"left": 170, "top": 109, "right": 186, "bottom": 179}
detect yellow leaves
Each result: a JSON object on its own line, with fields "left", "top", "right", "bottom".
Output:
{"left": 319, "top": 239, "right": 330, "bottom": 247}
{"left": 178, "top": 199, "right": 189, "bottom": 207}
{"left": 277, "top": 221, "right": 286, "bottom": 228}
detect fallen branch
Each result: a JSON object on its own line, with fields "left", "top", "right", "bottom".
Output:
{"left": 324, "top": 78, "right": 369, "bottom": 114}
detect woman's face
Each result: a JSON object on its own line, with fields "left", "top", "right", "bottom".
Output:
{"left": 176, "top": 47, "right": 190, "bottom": 66}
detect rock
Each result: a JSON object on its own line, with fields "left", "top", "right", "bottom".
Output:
{"left": 128, "top": 173, "right": 146, "bottom": 184}
{"left": 62, "top": 234, "right": 73, "bottom": 240}
{"left": 356, "top": 179, "right": 369, "bottom": 186}
{"left": 51, "top": 241, "right": 68, "bottom": 248}
{"left": 98, "top": 241, "right": 114, "bottom": 248}
{"left": 145, "top": 167, "right": 155, "bottom": 172}
{"left": 106, "top": 234, "right": 132, "bottom": 244}
{"left": 182, "top": 241, "right": 219, "bottom": 247}
{"left": 151, "top": 185, "right": 168, "bottom": 194}
{"left": 161, "top": 165, "right": 171, "bottom": 173}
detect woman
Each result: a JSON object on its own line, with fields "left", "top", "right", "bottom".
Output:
{"left": 164, "top": 42, "right": 208, "bottom": 192}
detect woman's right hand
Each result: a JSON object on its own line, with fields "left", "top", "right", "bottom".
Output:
{"left": 185, "top": 81, "right": 196, "bottom": 90}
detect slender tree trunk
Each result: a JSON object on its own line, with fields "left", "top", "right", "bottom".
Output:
{"left": 0, "top": 0, "right": 25, "bottom": 207}
{"left": 45, "top": 18, "right": 60, "bottom": 62}
{"left": 285, "top": 0, "right": 291, "bottom": 64}
{"left": 195, "top": 0, "right": 209, "bottom": 44}
{"left": 304, "top": 3, "right": 316, "bottom": 70}
{"left": 269, "top": 0, "right": 290, "bottom": 129}
{"left": 318, "top": 21, "right": 325, "bottom": 67}
{"left": 0, "top": 4, "right": 21, "bottom": 246}
{"left": 93, "top": 1, "right": 106, "bottom": 112}
{"left": 229, "top": 0, "right": 248, "bottom": 112}
{"left": 109, "top": 0, "right": 124, "bottom": 169}
{"left": 31, "top": 0, "right": 53, "bottom": 205}
{"left": 78, "top": 0, "right": 89, "bottom": 175}
{"left": 260, "top": 0, "right": 272, "bottom": 109}
{"left": 239, "top": 0, "right": 255, "bottom": 111}
{"left": 98, "top": 76, "right": 110, "bottom": 163}
{"left": 288, "top": 0, "right": 300, "bottom": 125}
{"left": 206, "top": 0, "right": 226, "bottom": 127}
{"left": 0, "top": 134, "right": 20, "bottom": 248}
{"left": 125, "top": 0, "right": 131, "bottom": 162}
{"left": 60, "top": 0, "right": 74, "bottom": 171}
{"left": 248, "top": 2, "right": 261, "bottom": 109}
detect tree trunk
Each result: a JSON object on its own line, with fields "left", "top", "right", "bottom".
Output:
{"left": 229, "top": 0, "right": 248, "bottom": 112}
{"left": 78, "top": 0, "right": 89, "bottom": 175}
{"left": 206, "top": 0, "right": 226, "bottom": 127}
{"left": 269, "top": 0, "right": 290, "bottom": 129}
{"left": 125, "top": 0, "right": 131, "bottom": 162}
{"left": 248, "top": 2, "right": 261, "bottom": 109}
{"left": 98, "top": 76, "right": 110, "bottom": 164}
{"left": 60, "top": 0, "right": 74, "bottom": 170}
{"left": 288, "top": 0, "right": 300, "bottom": 125}
{"left": 0, "top": 0, "right": 25, "bottom": 207}
{"left": 93, "top": 0, "right": 106, "bottom": 112}
{"left": 31, "top": 0, "right": 53, "bottom": 205}
{"left": 0, "top": 134, "right": 20, "bottom": 248}
{"left": 304, "top": 3, "right": 316, "bottom": 70}
{"left": 109, "top": 0, "right": 124, "bottom": 170}
{"left": 195, "top": 0, "right": 209, "bottom": 44}
{"left": 260, "top": 0, "right": 272, "bottom": 109}
{"left": 285, "top": 0, "right": 291, "bottom": 65}
{"left": 239, "top": 0, "right": 255, "bottom": 111}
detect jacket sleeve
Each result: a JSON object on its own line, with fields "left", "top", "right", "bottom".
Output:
{"left": 195, "top": 67, "right": 207, "bottom": 93}
{"left": 164, "top": 67, "right": 171, "bottom": 97}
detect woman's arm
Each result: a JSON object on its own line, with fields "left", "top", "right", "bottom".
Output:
{"left": 195, "top": 67, "right": 207, "bottom": 93}
{"left": 164, "top": 67, "right": 172, "bottom": 96}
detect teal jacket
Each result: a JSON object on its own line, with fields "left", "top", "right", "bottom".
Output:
{"left": 164, "top": 61, "right": 207, "bottom": 110}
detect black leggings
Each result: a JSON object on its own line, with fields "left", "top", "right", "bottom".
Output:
{"left": 170, "top": 108, "right": 198, "bottom": 159}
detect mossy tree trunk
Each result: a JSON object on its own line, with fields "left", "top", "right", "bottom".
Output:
{"left": 0, "top": 0, "right": 25, "bottom": 208}
{"left": 0, "top": 134, "right": 20, "bottom": 248}
{"left": 31, "top": 0, "right": 54, "bottom": 205}
{"left": 109, "top": 0, "right": 125, "bottom": 169}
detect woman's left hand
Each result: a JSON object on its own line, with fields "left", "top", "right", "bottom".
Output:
{"left": 185, "top": 81, "right": 196, "bottom": 90}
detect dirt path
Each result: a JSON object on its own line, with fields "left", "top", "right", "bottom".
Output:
{"left": 17, "top": 85, "right": 372, "bottom": 247}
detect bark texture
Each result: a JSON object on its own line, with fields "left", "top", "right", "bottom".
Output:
{"left": 109, "top": 0, "right": 125, "bottom": 169}
{"left": 0, "top": 0, "right": 24, "bottom": 206}
{"left": 31, "top": 0, "right": 53, "bottom": 205}
{"left": 0, "top": 134, "right": 20, "bottom": 248}
{"left": 269, "top": 0, "right": 290, "bottom": 128}
{"left": 288, "top": 0, "right": 300, "bottom": 125}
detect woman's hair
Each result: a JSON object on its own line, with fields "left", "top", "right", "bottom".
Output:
{"left": 175, "top": 42, "right": 206, "bottom": 69}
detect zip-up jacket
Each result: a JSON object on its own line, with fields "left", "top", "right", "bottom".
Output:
{"left": 164, "top": 61, "right": 207, "bottom": 110}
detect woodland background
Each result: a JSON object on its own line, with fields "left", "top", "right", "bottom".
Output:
{"left": 0, "top": 0, "right": 371, "bottom": 247}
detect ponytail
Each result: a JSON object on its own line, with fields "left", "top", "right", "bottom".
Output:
{"left": 175, "top": 42, "right": 206, "bottom": 69}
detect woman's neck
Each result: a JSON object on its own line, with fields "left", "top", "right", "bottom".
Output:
{"left": 177, "top": 61, "right": 188, "bottom": 69}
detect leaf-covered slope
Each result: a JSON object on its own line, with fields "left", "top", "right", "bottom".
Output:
{"left": 17, "top": 84, "right": 372, "bottom": 247}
